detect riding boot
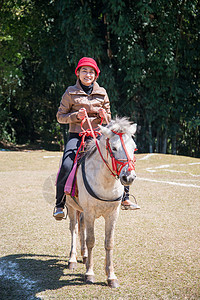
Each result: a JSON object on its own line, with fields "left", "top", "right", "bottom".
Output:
{"left": 121, "top": 186, "right": 140, "bottom": 210}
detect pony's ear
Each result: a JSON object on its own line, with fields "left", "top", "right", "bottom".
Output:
{"left": 98, "top": 125, "right": 113, "bottom": 138}
{"left": 130, "top": 123, "right": 137, "bottom": 135}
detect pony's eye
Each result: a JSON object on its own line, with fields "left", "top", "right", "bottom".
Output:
{"left": 112, "top": 147, "right": 117, "bottom": 152}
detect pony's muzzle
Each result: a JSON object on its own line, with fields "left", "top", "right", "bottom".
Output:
{"left": 120, "top": 172, "right": 136, "bottom": 185}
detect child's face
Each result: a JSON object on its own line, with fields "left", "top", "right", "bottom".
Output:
{"left": 77, "top": 66, "right": 96, "bottom": 86}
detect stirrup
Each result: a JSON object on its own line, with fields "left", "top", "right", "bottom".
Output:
{"left": 53, "top": 206, "right": 68, "bottom": 220}
{"left": 121, "top": 194, "right": 140, "bottom": 210}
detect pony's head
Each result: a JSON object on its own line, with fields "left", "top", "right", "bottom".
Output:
{"left": 99, "top": 117, "right": 137, "bottom": 186}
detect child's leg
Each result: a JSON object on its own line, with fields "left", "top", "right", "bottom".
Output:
{"left": 121, "top": 185, "right": 140, "bottom": 210}
{"left": 123, "top": 186, "right": 129, "bottom": 200}
{"left": 56, "top": 133, "right": 81, "bottom": 208}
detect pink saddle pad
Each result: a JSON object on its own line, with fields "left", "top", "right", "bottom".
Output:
{"left": 64, "top": 161, "right": 78, "bottom": 197}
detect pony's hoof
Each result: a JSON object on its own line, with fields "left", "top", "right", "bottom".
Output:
{"left": 82, "top": 257, "right": 87, "bottom": 264}
{"left": 68, "top": 262, "right": 77, "bottom": 270}
{"left": 107, "top": 279, "right": 119, "bottom": 288}
{"left": 85, "top": 274, "right": 95, "bottom": 284}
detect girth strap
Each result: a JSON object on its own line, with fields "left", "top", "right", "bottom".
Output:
{"left": 81, "top": 157, "right": 123, "bottom": 202}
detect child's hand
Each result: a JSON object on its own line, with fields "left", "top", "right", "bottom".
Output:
{"left": 77, "top": 108, "right": 87, "bottom": 120}
{"left": 98, "top": 108, "right": 106, "bottom": 118}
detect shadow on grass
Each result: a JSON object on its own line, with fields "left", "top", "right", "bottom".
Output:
{"left": 0, "top": 253, "right": 107, "bottom": 300}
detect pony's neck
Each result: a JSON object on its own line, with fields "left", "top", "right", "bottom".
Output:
{"left": 86, "top": 139, "right": 123, "bottom": 194}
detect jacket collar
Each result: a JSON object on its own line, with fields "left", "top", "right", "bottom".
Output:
{"left": 69, "top": 80, "right": 105, "bottom": 95}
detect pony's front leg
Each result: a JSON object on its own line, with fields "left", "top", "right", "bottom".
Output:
{"left": 79, "top": 212, "right": 88, "bottom": 264}
{"left": 105, "top": 214, "right": 119, "bottom": 288}
{"left": 68, "top": 205, "right": 78, "bottom": 270}
{"left": 84, "top": 214, "right": 95, "bottom": 283}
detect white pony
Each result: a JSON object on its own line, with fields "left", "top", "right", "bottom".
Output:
{"left": 65, "top": 117, "right": 137, "bottom": 288}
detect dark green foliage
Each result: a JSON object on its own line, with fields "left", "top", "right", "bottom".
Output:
{"left": 0, "top": 0, "right": 199, "bottom": 156}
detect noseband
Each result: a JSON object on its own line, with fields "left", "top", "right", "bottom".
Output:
{"left": 106, "top": 131, "right": 136, "bottom": 178}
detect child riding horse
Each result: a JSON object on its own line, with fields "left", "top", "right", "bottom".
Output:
{"left": 54, "top": 57, "right": 140, "bottom": 220}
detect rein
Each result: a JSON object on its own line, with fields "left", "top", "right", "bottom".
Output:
{"left": 78, "top": 110, "right": 136, "bottom": 178}
{"left": 80, "top": 111, "right": 118, "bottom": 178}
{"left": 76, "top": 110, "right": 123, "bottom": 202}
{"left": 72, "top": 110, "right": 136, "bottom": 202}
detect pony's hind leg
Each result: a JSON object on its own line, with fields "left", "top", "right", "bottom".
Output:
{"left": 84, "top": 214, "right": 95, "bottom": 283}
{"left": 68, "top": 206, "right": 78, "bottom": 270}
{"left": 79, "top": 212, "right": 88, "bottom": 264}
{"left": 104, "top": 214, "right": 119, "bottom": 288}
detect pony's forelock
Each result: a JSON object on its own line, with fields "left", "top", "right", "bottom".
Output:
{"left": 86, "top": 117, "right": 136, "bottom": 154}
{"left": 107, "top": 117, "right": 134, "bottom": 135}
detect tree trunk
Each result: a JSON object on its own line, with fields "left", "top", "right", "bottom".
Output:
{"left": 162, "top": 131, "right": 167, "bottom": 154}
{"left": 148, "top": 123, "right": 153, "bottom": 153}
{"left": 172, "top": 135, "right": 177, "bottom": 155}
{"left": 156, "top": 130, "right": 159, "bottom": 153}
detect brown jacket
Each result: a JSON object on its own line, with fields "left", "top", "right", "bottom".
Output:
{"left": 57, "top": 80, "right": 111, "bottom": 133}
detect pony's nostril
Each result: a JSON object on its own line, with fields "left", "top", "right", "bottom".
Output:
{"left": 122, "top": 175, "right": 127, "bottom": 182}
{"left": 129, "top": 177, "right": 134, "bottom": 183}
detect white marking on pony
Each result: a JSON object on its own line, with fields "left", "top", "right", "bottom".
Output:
{"left": 137, "top": 177, "right": 200, "bottom": 188}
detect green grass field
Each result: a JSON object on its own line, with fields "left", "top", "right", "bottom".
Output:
{"left": 0, "top": 151, "right": 199, "bottom": 299}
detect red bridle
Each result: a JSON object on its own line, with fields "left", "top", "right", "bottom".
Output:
{"left": 77, "top": 110, "right": 137, "bottom": 179}
{"left": 106, "top": 131, "right": 136, "bottom": 178}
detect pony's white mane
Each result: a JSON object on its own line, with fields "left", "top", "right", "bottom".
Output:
{"left": 85, "top": 117, "right": 135, "bottom": 156}
{"left": 107, "top": 116, "right": 133, "bottom": 134}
